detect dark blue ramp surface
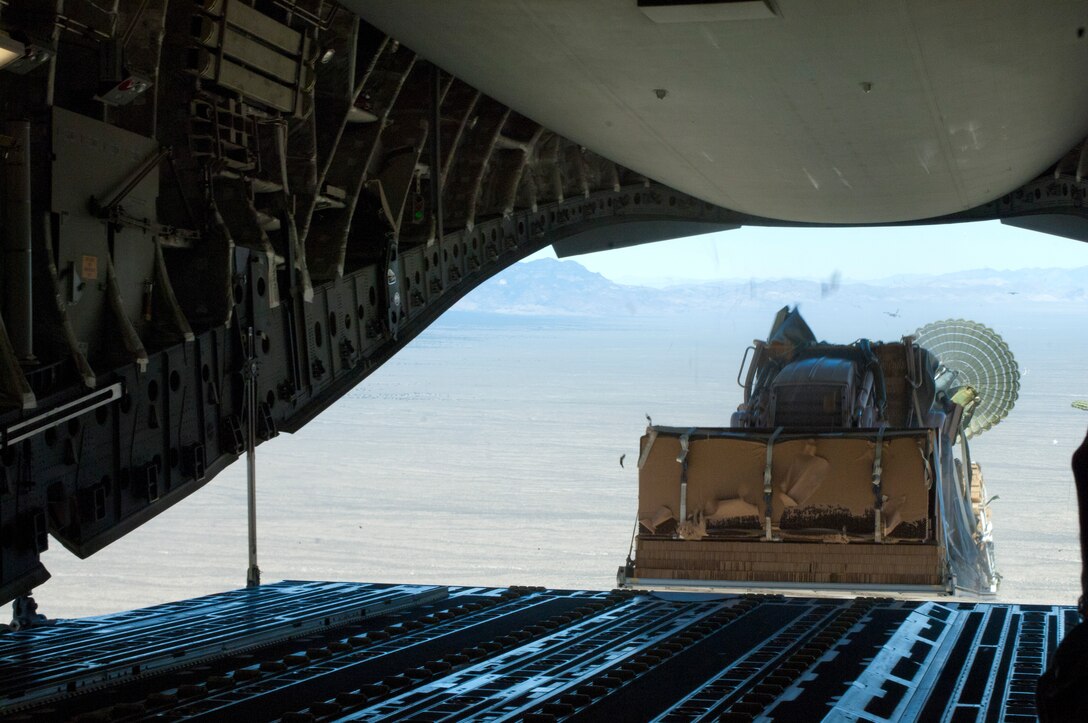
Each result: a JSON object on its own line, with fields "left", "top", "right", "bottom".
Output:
{"left": 0, "top": 582, "right": 1074, "bottom": 721}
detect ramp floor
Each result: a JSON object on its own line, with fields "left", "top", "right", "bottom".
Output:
{"left": 0, "top": 581, "right": 1073, "bottom": 721}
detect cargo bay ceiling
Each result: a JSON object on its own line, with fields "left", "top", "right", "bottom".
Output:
{"left": 0, "top": 0, "right": 1086, "bottom": 605}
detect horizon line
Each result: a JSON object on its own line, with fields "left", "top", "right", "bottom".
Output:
{"left": 520, "top": 256, "right": 1088, "bottom": 288}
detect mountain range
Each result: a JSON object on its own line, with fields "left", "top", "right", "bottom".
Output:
{"left": 454, "top": 258, "right": 1088, "bottom": 317}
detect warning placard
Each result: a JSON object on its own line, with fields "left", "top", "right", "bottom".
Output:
{"left": 82, "top": 255, "right": 98, "bottom": 280}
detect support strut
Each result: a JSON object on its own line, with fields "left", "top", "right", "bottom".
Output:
{"left": 244, "top": 327, "right": 260, "bottom": 588}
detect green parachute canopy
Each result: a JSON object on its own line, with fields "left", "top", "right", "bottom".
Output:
{"left": 914, "top": 319, "right": 1020, "bottom": 439}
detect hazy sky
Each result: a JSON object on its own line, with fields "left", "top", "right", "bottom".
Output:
{"left": 524, "top": 220, "right": 1088, "bottom": 286}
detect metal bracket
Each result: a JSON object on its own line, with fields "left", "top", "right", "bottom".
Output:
{"left": 184, "top": 444, "right": 207, "bottom": 482}
{"left": 257, "top": 402, "right": 277, "bottom": 440}
{"left": 144, "top": 462, "right": 160, "bottom": 502}
{"left": 223, "top": 415, "right": 245, "bottom": 455}
{"left": 9, "top": 595, "right": 49, "bottom": 631}
{"left": 89, "top": 147, "right": 171, "bottom": 222}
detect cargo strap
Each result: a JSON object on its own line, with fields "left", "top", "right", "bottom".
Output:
{"left": 764, "top": 426, "right": 784, "bottom": 540}
{"left": 873, "top": 426, "right": 886, "bottom": 542}
{"left": 904, "top": 337, "right": 924, "bottom": 426}
{"left": 677, "top": 428, "right": 696, "bottom": 523}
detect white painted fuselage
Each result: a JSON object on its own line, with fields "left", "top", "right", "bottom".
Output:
{"left": 351, "top": 1, "right": 1088, "bottom": 223}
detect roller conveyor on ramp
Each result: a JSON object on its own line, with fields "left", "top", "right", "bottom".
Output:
{"left": 0, "top": 582, "right": 1073, "bottom": 721}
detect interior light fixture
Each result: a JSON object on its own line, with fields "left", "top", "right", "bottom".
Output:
{"left": 0, "top": 33, "right": 26, "bottom": 70}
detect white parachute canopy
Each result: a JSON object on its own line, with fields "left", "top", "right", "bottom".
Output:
{"left": 914, "top": 319, "right": 1020, "bottom": 439}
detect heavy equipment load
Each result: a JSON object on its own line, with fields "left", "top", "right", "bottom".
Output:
{"left": 619, "top": 308, "right": 1017, "bottom": 596}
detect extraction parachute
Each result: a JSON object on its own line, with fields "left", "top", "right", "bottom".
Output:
{"left": 913, "top": 320, "right": 1020, "bottom": 439}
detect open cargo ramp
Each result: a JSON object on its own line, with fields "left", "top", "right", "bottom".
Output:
{"left": 0, "top": 581, "right": 1068, "bottom": 721}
